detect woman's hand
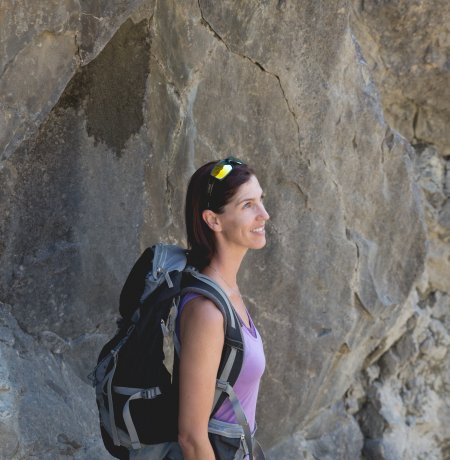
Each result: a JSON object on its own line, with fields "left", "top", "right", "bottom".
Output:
{"left": 178, "top": 297, "right": 225, "bottom": 460}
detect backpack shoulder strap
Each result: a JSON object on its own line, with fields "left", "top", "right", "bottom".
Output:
{"left": 181, "top": 269, "right": 244, "bottom": 413}
{"left": 181, "top": 269, "right": 254, "bottom": 459}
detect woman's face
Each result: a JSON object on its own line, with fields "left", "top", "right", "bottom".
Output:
{"left": 216, "top": 175, "right": 270, "bottom": 251}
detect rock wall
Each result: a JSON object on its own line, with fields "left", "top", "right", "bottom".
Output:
{"left": 0, "top": 1, "right": 448, "bottom": 459}
{"left": 335, "top": 2, "right": 450, "bottom": 458}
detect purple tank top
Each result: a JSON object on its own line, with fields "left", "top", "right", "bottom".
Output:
{"left": 176, "top": 293, "right": 265, "bottom": 432}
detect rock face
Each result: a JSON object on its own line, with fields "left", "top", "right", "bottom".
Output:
{"left": 0, "top": 304, "right": 107, "bottom": 459}
{"left": 344, "top": 2, "right": 450, "bottom": 458}
{"left": 351, "top": 0, "right": 450, "bottom": 156}
{"left": 0, "top": 1, "right": 448, "bottom": 459}
{"left": 0, "top": 0, "right": 152, "bottom": 161}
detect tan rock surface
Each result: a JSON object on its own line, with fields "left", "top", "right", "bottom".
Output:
{"left": 0, "top": 1, "right": 449, "bottom": 458}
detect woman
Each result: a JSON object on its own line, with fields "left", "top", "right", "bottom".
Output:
{"left": 178, "top": 157, "right": 270, "bottom": 460}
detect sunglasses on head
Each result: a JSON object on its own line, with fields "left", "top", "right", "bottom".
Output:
{"left": 207, "top": 156, "right": 245, "bottom": 209}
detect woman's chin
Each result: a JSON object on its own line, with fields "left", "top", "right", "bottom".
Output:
{"left": 251, "top": 236, "right": 267, "bottom": 249}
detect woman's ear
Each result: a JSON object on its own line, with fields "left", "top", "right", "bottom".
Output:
{"left": 202, "top": 209, "right": 221, "bottom": 232}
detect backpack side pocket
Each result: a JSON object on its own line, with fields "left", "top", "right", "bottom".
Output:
{"left": 209, "top": 432, "right": 245, "bottom": 460}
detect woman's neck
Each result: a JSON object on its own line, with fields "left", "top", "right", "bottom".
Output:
{"left": 203, "top": 248, "right": 246, "bottom": 289}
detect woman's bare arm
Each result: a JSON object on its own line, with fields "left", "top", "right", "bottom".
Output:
{"left": 178, "top": 297, "right": 225, "bottom": 460}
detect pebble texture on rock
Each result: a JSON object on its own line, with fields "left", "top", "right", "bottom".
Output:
{"left": 0, "top": 1, "right": 449, "bottom": 459}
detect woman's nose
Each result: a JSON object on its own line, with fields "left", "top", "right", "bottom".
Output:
{"left": 259, "top": 203, "right": 270, "bottom": 221}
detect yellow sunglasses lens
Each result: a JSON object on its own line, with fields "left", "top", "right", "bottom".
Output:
{"left": 211, "top": 164, "right": 233, "bottom": 180}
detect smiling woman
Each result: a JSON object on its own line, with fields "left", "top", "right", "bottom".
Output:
{"left": 178, "top": 158, "right": 269, "bottom": 460}
{"left": 185, "top": 159, "right": 269, "bottom": 269}
{"left": 220, "top": 174, "right": 268, "bottom": 249}
{"left": 126, "top": 158, "right": 269, "bottom": 460}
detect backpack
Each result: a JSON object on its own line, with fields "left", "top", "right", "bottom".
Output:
{"left": 89, "top": 244, "right": 256, "bottom": 459}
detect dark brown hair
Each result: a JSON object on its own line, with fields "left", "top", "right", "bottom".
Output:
{"left": 185, "top": 160, "right": 254, "bottom": 269}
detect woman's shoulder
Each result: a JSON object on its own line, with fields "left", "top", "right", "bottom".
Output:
{"left": 180, "top": 294, "right": 224, "bottom": 329}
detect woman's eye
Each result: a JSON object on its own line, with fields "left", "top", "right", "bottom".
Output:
{"left": 243, "top": 202, "right": 251, "bottom": 209}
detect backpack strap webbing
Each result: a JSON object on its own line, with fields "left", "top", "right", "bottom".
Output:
{"left": 93, "top": 324, "right": 137, "bottom": 448}
{"left": 113, "top": 386, "right": 162, "bottom": 449}
{"left": 216, "top": 379, "right": 254, "bottom": 460}
{"left": 181, "top": 270, "right": 244, "bottom": 411}
{"left": 181, "top": 270, "right": 254, "bottom": 459}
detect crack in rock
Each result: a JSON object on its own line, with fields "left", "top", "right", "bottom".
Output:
{"left": 74, "top": 32, "right": 83, "bottom": 65}
{"left": 151, "top": 52, "right": 215, "bottom": 229}
{"left": 197, "top": 1, "right": 302, "bottom": 152}
{"left": 80, "top": 12, "right": 104, "bottom": 21}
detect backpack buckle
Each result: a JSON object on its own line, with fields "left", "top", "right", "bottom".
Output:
{"left": 216, "top": 379, "right": 229, "bottom": 392}
{"left": 141, "top": 387, "right": 161, "bottom": 400}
